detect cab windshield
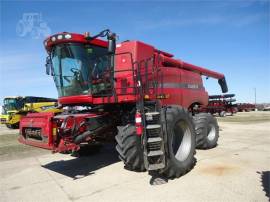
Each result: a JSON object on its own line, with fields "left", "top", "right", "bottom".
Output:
{"left": 3, "top": 98, "right": 24, "bottom": 111}
{"left": 51, "top": 43, "right": 109, "bottom": 97}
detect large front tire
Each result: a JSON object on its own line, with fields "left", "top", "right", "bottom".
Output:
{"left": 161, "top": 106, "right": 196, "bottom": 179}
{"left": 115, "top": 125, "right": 146, "bottom": 172}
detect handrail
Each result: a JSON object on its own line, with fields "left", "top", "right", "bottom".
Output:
{"left": 91, "top": 52, "right": 163, "bottom": 104}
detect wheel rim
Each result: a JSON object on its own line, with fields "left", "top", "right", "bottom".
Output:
{"left": 207, "top": 123, "right": 216, "bottom": 141}
{"left": 172, "top": 120, "right": 192, "bottom": 162}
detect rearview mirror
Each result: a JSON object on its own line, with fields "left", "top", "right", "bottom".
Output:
{"left": 107, "top": 32, "right": 116, "bottom": 54}
{"left": 45, "top": 56, "right": 52, "bottom": 75}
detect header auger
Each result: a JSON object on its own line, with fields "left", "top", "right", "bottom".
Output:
{"left": 19, "top": 29, "right": 228, "bottom": 180}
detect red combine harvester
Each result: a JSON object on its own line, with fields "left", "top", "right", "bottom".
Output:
{"left": 237, "top": 103, "right": 256, "bottom": 112}
{"left": 205, "top": 94, "right": 237, "bottom": 117}
{"left": 19, "top": 30, "right": 228, "bottom": 179}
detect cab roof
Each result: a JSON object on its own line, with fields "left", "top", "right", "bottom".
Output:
{"left": 44, "top": 32, "right": 108, "bottom": 52}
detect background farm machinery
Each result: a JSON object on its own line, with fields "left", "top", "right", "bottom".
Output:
{"left": 201, "top": 94, "right": 257, "bottom": 117}
{"left": 203, "top": 94, "right": 237, "bottom": 117}
{"left": 0, "top": 96, "right": 61, "bottom": 129}
{"left": 237, "top": 103, "right": 256, "bottom": 112}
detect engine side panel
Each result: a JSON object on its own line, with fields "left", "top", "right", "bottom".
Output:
{"left": 158, "top": 67, "right": 208, "bottom": 108}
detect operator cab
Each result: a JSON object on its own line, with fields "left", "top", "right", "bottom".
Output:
{"left": 2, "top": 97, "right": 24, "bottom": 113}
{"left": 45, "top": 31, "right": 116, "bottom": 103}
{"left": 51, "top": 43, "right": 110, "bottom": 97}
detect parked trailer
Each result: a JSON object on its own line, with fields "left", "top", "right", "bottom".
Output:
{"left": 204, "top": 94, "right": 237, "bottom": 117}
{"left": 19, "top": 30, "right": 228, "bottom": 179}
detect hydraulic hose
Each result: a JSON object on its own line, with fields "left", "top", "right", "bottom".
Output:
{"left": 74, "top": 130, "right": 93, "bottom": 144}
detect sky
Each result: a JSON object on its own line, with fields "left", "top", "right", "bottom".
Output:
{"left": 0, "top": 0, "right": 269, "bottom": 105}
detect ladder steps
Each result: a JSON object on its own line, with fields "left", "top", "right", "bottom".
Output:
{"left": 145, "top": 112, "right": 160, "bottom": 116}
{"left": 145, "top": 111, "right": 160, "bottom": 124}
{"left": 148, "top": 163, "right": 165, "bottom": 171}
{"left": 147, "top": 137, "right": 162, "bottom": 143}
{"left": 142, "top": 104, "right": 165, "bottom": 171}
{"left": 147, "top": 150, "right": 164, "bottom": 157}
{"left": 146, "top": 124, "right": 161, "bottom": 129}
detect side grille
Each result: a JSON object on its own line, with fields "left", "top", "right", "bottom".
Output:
{"left": 23, "top": 127, "right": 45, "bottom": 142}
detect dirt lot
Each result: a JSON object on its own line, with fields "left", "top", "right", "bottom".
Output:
{"left": 0, "top": 111, "right": 269, "bottom": 202}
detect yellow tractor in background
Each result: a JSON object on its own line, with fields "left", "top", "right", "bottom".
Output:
{"left": 0, "top": 96, "right": 61, "bottom": 129}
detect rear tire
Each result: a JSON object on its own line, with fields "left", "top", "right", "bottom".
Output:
{"left": 6, "top": 124, "right": 12, "bottom": 129}
{"left": 115, "top": 125, "right": 146, "bottom": 172}
{"left": 193, "top": 113, "right": 219, "bottom": 149}
{"left": 160, "top": 106, "right": 196, "bottom": 179}
{"left": 219, "top": 111, "right": 226, "bottom": 117}
{"left": 6, "top": 123, "right": 19, "bottom": 129}
{"left": 193, "top": 113, "right": 208, "bottom": 148}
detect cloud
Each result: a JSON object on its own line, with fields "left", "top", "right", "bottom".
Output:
{"left": 0, "top": 53, "right": 42, "bottom": 71}
{"left": 136, "top": 16, "right": 225, "bottom": 30}
{"left": 0, "top": 51, "right": 51, "bottom": 94}
{"left": 232, "top": 13, "right": 269, "bottom": 27}
{"left": 2, "top": 76, "right": 51, "bottom": 86}
{"left": 135, "top": 12, "right": 268, "bottom": 31}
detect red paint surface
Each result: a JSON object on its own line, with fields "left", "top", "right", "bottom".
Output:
{"left": 20, "top": 33, "right": 227, "bottom": 152}
{"left": 19, "top": 112, "right": 55, "bottom": 150}
{"left": 44, "top": 32, "right": 107, "bottom": 52}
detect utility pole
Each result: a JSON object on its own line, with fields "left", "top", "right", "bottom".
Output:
{"left": 254, "top": 87, "right": 256, "bottom": 108}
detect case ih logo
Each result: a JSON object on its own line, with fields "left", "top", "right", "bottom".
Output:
{"left": 187, "top": 84, "right": 199, "bottom": 89}
{"left": 16, "top": 13, "right": 51, "bottom": 39}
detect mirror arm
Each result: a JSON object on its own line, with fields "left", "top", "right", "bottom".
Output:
{"left": 85, "top": 29, "right": 117, "bottom": 54}
{"left": 45, "top": 55, "right": 54, "bottom": 76}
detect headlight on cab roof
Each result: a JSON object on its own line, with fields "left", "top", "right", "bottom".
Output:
{"left": 50, "top": 34, "right": 72, "bottom": 42}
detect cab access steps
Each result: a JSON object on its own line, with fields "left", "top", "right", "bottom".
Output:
{"left": 144, "top": 108, "right": 166, "bottom": 171}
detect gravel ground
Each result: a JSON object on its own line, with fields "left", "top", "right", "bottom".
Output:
{"left": 0, "top": 111, "right": 269, "bottom": 202}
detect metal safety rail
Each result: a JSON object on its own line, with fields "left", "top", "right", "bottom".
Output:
{"left": 91, "top": 52, "right": 163, "bottom": 104}
{"left": 91, "top": 52, "right": 166, "bottom": 170}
